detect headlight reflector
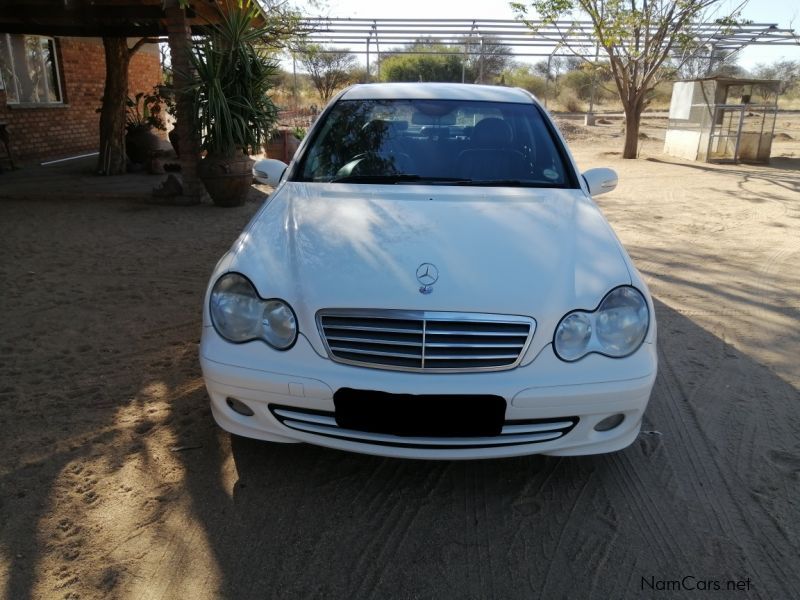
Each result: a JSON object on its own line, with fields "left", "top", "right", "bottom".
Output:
{"left": 260, "top": 299, "right": 298, "bottom": 349}
{"left": 554, "top": 286, "right": 649, "bottom": 361}
{"left": 595, "top": 286, "right": 649, "bottom": 354}
{"left": 554, "top": 312, "right": 592, "bottom": 361}
{"left": 209, "top": 273, "right": 297, "bottom": 349}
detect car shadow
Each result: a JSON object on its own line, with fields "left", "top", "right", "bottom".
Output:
{"left": 176, "top": 299, "right": 800, "bottom": 599}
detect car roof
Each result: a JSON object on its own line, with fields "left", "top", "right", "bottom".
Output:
{"left": 339, "top": 83, "right": 536, "bottom": 104}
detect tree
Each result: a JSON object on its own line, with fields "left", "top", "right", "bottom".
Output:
{"left": 512, "top": 0, "right": 749, "bottom": 158}
{"left": 754, "top": 59, "right": 800, "bottom": 95}
{"left": 531, "top": 56, "right": 582, "bottom": 98}
{"left": 673, "top": 52, "right": 742, "bottom": 79}
{"left": 461, "top": 36, "right": 514, "bottom": 83}
{"left": 97, "top": 37, "right": 154, "bottom": 175}
{"left": 298, "top": 45, "right": 357, "bottom": 102}
{"left": 502, "top": 64, "right": 549, "bottom": 97}
{"left": 380, "top": 41, "right": 466, "bottom": 83}
{"left": 380, "top": 52, "right": 464, "bottom": 83}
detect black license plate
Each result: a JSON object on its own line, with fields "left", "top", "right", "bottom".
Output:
{"left": 333, "top": 388, "right": 506, "bottom": 437}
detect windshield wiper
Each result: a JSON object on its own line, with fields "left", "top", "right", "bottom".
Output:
{"left": 328, "top": 174, "right": 466, "bottom": 184}
{"left": 451, "top": 179, "right": 564, "bottom": 188}
{"left": 327, "top": 174, "right": 565, "bottom": 187}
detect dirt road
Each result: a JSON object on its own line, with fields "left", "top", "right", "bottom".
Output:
{"left": 1, "top": 124, "right": 798, "bottom": 599}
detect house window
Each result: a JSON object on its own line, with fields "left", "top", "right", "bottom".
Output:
{"left": 0, "top": 34, "right": 63, "bottom": 104}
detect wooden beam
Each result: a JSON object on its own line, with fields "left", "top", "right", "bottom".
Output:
{"left": 0, "top": 23, "right": 166, "bottom": 37}
{"left": 0, "top": 1, "right": 197, "bottom": 37}
{"left": 3, "top": 5, "right": 167, "bottom": 20}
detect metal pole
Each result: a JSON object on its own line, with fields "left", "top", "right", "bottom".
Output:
{"left": 757, "top": 100, "right": 766, "bottom": 160}
{"left": 478, "top": 37, "right": 484, "bottom": 84}
{"left": 462, "top": 38, "right": 467, "bottom": 83}
{"left": 292, "top": 52, "right": 298, "bottom": 109}
{"left": 585, "top": 41, "right": 600, "bottom": 125}
{"left": 366, "top": 37, "right": 370, "bottom": 82}
{"left": 733, "top": 105, "right": 745, "bottom": 162}
{"left": 372, "top": 22, "right": 381, "bottom": 80}
{"left": 588, "top": 42, "right": 599, "bottom": 114}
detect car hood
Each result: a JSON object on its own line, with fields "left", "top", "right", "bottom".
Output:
{"left": 227, "top": 182, "right": 632, "bottom": 358}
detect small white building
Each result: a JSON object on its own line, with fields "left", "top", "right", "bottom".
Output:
{"left": 664, "top": 77, "right": 781, "bottom": 163}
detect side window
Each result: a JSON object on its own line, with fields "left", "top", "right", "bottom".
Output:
{"left": 0, "top": 34, "right": 63, "bottom": 105}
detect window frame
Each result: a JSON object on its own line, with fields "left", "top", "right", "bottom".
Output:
{"left": 1, "top": 33, "right": 64, "bottom": 106}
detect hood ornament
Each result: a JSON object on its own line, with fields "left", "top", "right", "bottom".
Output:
{"left": 416, "top": 263, "right": 439, "bottom": 295}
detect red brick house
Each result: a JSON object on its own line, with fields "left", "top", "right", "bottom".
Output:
{"left": 0, "top": 0, "right": 264, "bottom": 201}
{"left": 0, "top": 34, "right": 161, "bottom": 165}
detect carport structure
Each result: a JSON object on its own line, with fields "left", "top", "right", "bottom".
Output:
{"left": 297, "top": 17, "right": 799, "bottom": 85}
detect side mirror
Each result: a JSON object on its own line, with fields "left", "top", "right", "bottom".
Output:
{"left": 582, "top": 168, "right": 618, "bottom": 196}
{"left": 253, "top": 158, "right": 288, "bottom": 186}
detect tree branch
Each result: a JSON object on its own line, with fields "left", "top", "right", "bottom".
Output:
{"left": 128, "top": 37, "right": 159, "bottom": 56}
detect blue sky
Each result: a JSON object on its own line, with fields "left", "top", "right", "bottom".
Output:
{"left": 298, "top": 0, "right": 799, "bottom": 69}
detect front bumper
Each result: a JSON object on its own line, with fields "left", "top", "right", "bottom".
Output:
{"left": 200, "top": 329, "right": 657, "bottom": 459}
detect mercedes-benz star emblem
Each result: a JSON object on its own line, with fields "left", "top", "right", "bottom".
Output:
{"left": 416, "top": 263, "right": 439, "bottom": 295}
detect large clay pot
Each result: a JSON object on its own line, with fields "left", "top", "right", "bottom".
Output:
{"left": 198, "top": 152, "right": 254, "bottom": 207}
{"left": 126, "top": 126, "right": 162, "bottom": 164}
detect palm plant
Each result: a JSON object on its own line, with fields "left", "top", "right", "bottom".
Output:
{"left": 189, "top": 1, "right": 279, "bottom": 158}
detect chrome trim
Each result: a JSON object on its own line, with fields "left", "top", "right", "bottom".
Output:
{"left": 269, "top": 404, "right": 578, "bottom": 449}
{"left": 501, "top": 421, "right": 574, "bottom": 434}
{"left": 316, "top": 309, "right": 536, "bottom": 373}
{"left": 273, "top": 408, "right": 337, "bottom": 427}
{"left": 283, "top": 419, "right": 563, "bottom": 446}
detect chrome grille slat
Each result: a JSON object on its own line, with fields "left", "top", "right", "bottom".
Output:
{"left": 326, "top": 335, "right": 424, "bottom": 347}
{"left": 423, "top": 354, "right": 521, "bottom": 360}
{"left": 424, "top": 329, "right": 528, "bottom": 337}
{"left": 273, "top": 408, "right": 338, "bottom": 427}
{"left": 283, "top": 419, "right": 564, "bottom": 446}
{"left": 318, "top": 310, "right": 536, "bottom": 372}
{"left": 324, "top": 325, "right": 424, "bottom": 334}
{"left": 502, "top": 421, "right": 575, "bottom": 434}
{"left": 328, "top": 345, "right": 423, "bottom": 359}
{"left": 270, "top": 405, "right": 578, "bottom": 448}
{"left": 424, "top": 342, "right": 523, "bottom": 348}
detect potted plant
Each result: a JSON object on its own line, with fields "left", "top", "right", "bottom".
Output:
{"left": 125, "top": 90, "right": 167, "bottom": 164}
{"left": 189, "top": 1, "right": 279, "bottom": 207}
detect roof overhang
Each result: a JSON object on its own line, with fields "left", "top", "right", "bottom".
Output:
{"left": 0, "top": 0, "right": 256, "bottom": 38}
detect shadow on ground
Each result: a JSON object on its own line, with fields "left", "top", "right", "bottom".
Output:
{"left": 1, "top": 187, "right": 798, "bottom": 599}
{"left": 171, "top": 300, "right": 800, "bottom": 599}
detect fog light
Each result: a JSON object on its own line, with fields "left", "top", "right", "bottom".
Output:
{"left": 226, "top": 397, "right": 254, "bottom": 417}
{"left": 594, "top": 413, "right": 624, "bottom": 432}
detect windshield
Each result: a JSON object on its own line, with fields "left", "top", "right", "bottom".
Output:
{"left": 294, "top": 98, "right": 576, "bottom": 187}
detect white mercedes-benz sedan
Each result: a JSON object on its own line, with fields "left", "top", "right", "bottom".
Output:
{"left": 200, "top": 83, "right": 657, "bottom": 459}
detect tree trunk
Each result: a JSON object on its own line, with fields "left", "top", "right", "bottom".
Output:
{"left": 165, "top": 1, "right": 206, "bottom": 203}
{"left": 98, "top": 37, "right": 130, "bottom": 175}
{"left": 622, "top": 96, "right": 645, "bottom": 159}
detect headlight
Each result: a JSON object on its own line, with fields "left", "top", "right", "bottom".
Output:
{"left": 209, "top": 272, "right": 297, "bottom": 349}
{"left": 553, "top": 286, "right": 649, "bottom": 362}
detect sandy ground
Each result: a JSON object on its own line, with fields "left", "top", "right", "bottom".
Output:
{"left": 1, "top": 116, "right": 799, "bottom": 600}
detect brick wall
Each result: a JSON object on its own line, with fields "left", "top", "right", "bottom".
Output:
{"left": 0, "top": 36, "right": 161, "bottom": 165}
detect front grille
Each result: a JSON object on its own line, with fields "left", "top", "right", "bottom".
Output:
{"left": 317, "top": 310, "right": 536, "bottom": 372}
{"left": 269, "top": 404, "right": 577, "bottom": 449}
